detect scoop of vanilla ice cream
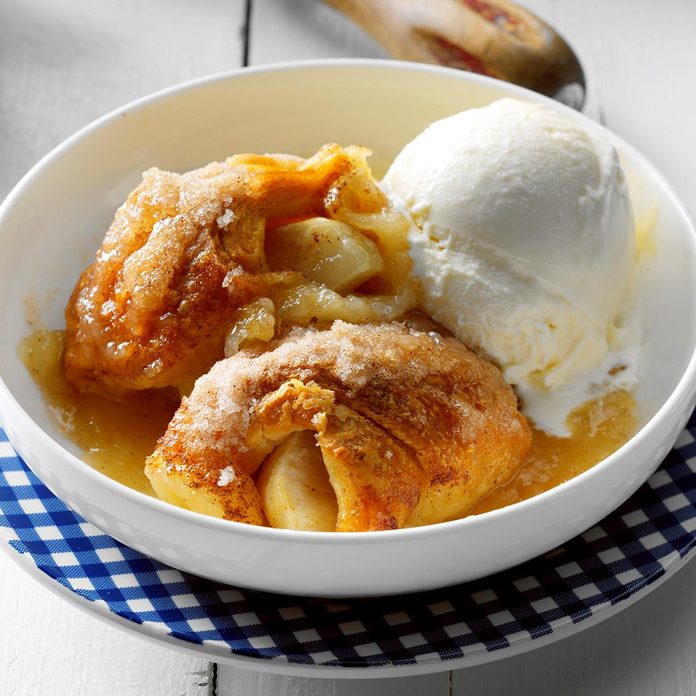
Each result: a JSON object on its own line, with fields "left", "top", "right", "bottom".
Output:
{"left": 383, "top": 98, "right": 639, "bottom": 435}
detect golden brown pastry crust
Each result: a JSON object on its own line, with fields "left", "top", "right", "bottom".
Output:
{"left": 145, "top": 321, "right": 532, "bottom": 531}
{"left": 63, "top": 145, "right": 404, "bottom": 395}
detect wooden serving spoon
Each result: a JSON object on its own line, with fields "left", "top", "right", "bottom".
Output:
{"left": 322, "top": 0, "right": 586, "bottom": 109}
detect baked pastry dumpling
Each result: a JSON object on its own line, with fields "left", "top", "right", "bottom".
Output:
{"left": 63, "top": 145, "right": 414, "bottom": 395}
{"left": 145, "top": 321, "right": 532, "bottom": 531}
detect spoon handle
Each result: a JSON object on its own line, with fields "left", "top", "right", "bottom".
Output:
{"left": 322, "top": 0, "right": 584, "bottom": 99}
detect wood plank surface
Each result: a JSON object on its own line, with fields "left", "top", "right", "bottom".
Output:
{"left": 0, "top": 0, "right": 246, "bottom": 197}
{"left": 0, "top": 551, "right": 211, "bottom": 696}
{"left": 453, "top": 558, "right": 696, "bottom": 696}
{"left": 217, "top": 670, "right": 450, "bottom": 696}
{"left": 248, "top": 0, "right": 386, "bottom": 65}
{"left": 539, "top": 0, "right": 696, "bottom": 210}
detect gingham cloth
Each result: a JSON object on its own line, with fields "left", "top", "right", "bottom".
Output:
{"left": 2, "top": 417, "right": 696, "bottom": 670}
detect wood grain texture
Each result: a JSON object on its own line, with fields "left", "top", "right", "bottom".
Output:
{"left": 216, "top": 669, "right": 450, "bottom": 695}
{"left": 0, "top": 0, "right": 246, "bottom": 198}
{"left": 534, "top": 0, "right": 696, "bottom": 210}
{"left": 452, "top": 557, "right": 696, "bottom": 696}
{"left": 248, "top": 0, "right": 387, "bottom": 64}
{"left": 0, "top": 552, "right": 211, "bottom": 696}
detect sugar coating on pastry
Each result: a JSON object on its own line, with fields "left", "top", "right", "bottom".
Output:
{"left": 63, "top": 145, "right": 414, "bottom": 396}
{"left": 145, "top": 321, "right": 532, "bottom": 531}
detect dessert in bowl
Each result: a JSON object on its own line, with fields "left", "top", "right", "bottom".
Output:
{"left": 1, "top": 61, "right": 695, "bottom": 596}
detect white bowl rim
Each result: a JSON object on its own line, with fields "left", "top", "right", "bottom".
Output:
{"left": 1, "top": 58, "right": 696, "bottom": 546}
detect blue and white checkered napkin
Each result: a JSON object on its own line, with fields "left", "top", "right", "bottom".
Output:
{"left": 2, "top": 417, "right": 696, "bottom": 670}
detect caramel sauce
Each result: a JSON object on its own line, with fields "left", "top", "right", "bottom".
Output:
{"left": 473, "top": 389, "right": 636, "bottom": 514}
{"left": 19, "top": 330, "right": 177, "bottom": 496}
{"left": 20, "top": 329, "right": 637, "bottom": 516}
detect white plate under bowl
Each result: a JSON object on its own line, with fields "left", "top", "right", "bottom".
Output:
{"left": 0, "top": 60, "right": 695, "bottom": 597}
{"left": 3, "top": 424, "right": 696, "bottom": 677}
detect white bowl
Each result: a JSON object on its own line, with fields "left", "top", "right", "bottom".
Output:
{"left": 1, "top": 60, "right": 695, "bottom": 597}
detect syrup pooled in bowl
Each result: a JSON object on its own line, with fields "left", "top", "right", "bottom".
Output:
{"left": 19, "top": 330, "right": 174, "bottom": 496}
{"left": 20, "top": 328, "right": 637, "bottom": 519}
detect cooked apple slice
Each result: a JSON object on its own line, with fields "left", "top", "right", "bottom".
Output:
{"left": 266, "top": 217, "right": 383, "bottom": 293}
{"left": 258, "top": 430, "right": 338, "bottom": 531}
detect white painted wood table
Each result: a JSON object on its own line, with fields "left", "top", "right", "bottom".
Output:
{"left": 1, "top": 1, "right": 695, "bottom": 694}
